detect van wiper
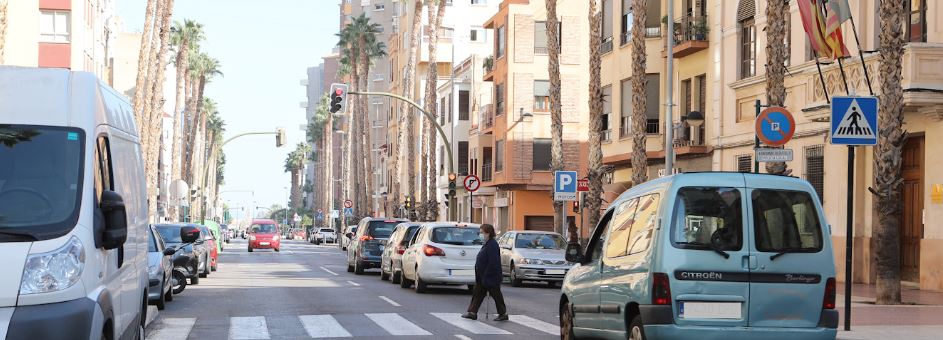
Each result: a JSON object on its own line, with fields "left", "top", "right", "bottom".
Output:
{"left": 0, "top": 228, "right": 39, "bottom": 241}
{"left": 677, "top": 241, "right": 729, "bottom": 259}
{"left": 770, "top": 247, "right": 813, "bottom": 261}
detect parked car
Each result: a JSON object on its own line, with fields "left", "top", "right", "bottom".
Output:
{"left": 559, "top": 173, "right": 838, "bottom": 339}
{"left": 248, "top": 219, "right": 281, "bottom": 252}
{"left": 291, "top": 228, "right": 307, "bottom": 240}
{"left": 220, "top": 224, "right": 231, "bottom": 243}
{"left": 197, "top": 225, "right": 218, "bottom": 274}
{"left": 347, "top": 218, "right": 408, "bottom": 274}
{"left": 203, "top": 220, "right": 224, "bottom": 253}
{"left": 497, "top": 231, "right": 571, "bottom": 287}
{"left": 156, "top": 223, "right": 207, "bottom": 285}
{"left": 147, "top": 225, "right": 175, "bottom": 310}
{"left": 400, "top": 222, "right": 483, "bottom": 293}
{"left": 0, "top": 67, "right": 150, "bottom": 339}
{"left": 380, "top": 222, "right": 421, "bottom": 283}
{"left": 340, "top": 225, "right": 358, "bottom": 250}
{"left": 311, "top": 228, "right": 337, "bottom": 244}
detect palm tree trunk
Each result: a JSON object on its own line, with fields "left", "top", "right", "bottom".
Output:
{"left": 0, "top": 0, "right": 9, "bottom": 64}
{"left": 423, "top": 0, "right": 446, "bottom": 221}
{"left": 586, "top": 0, "right": 604, "bottom": 233}
{"left": 546, "top": 0, "right": 564, "bottom": 234}
{"left": 132, "top": 0, "right": 158, "bottom": 123}
{"left": 402, "top": 0, "right": 424, "bottom": 220}
{"left": 360, "top": 38, "right": 374, "bottom": 217}
{"left": 145, "top": 0, "right": 175, "bottom": 222}
{"left": 764, "top": 0, "right": 790, "bottom": 175}
{"left": 630, "top": 0, "right": 648, "bottom": 185}
{"left": 874, "top": 0, "right": 906, "bottom": 305}
{"left": 184, "top": 77, "right": 205, "bottom": 186}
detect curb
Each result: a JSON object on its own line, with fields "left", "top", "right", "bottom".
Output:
{"left": 145, "top": 305, "right": 158, "bottom": 328}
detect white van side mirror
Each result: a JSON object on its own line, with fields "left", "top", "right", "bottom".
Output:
{"left": 99, "top": 190, "right": 128, "bottom": 250}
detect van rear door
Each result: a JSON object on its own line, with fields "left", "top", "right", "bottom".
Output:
{"left": 745, "top": 176, "right": 832, "bottom": 328}
{"left": 668, "top": 180, "right": 750, "bottom": 327}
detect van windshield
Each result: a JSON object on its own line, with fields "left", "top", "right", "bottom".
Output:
{"left": 752, "top": 189, "right": 823, "bottom": 253}
{"left": 0, "top": 126, "right": 84, "bottom": 241}
{"left": 251, "top": 224, "right": 278, "bottom": 234}
{"left": 671, "top": 187, "right": 743, "bottom": 251}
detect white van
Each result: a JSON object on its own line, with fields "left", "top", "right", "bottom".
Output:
{"left": 0, "top": 67, "right": 151, "bottom": 339}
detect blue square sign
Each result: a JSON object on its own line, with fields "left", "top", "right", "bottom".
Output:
{"left": 554, "top": 171, "right": 578, "bottom": 201}
{"left": 830, "top": 96, "right": 878, "bottom": 145}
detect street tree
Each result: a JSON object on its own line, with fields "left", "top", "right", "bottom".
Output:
{"left": 764, "top": 0, "right": 790, "bottom": 175}
{"left": 132, "top": 0, "right": 159, "bottom": 124}
{"left": 546, "top": 0, "right": 564, "bottom": 234}
{"left": 0, "top": 0, "right": 8, "bottom": 64}
{"left": 169, "top": 20, "right": 205, "bottom": 220}
{"left": 586, "top": 0, "right": 604, "bottom": 231}
{"left": 422, "top": 0, "right": 447, "bottom": 221}
{"left": 400, "top": 0, "right": 424, "bottom": 220}
{"left": 629, "top": 0, "right": 648, "bottom": 185}
{"left": 285, "top": 142, "right": 311, "bottom": 210}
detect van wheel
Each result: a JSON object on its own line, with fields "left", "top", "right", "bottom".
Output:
{"left": 560, "top": 301, "right": 576, "bottom": 340}
{"left": 627, "top": 315, "right": 646, "bottom": 340}
{"left": 510, "top": 264, "right": 523, "bottom": 287}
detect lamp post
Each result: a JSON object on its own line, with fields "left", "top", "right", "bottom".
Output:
{"left": 686, "top": 110, "right": 704, "bottom": 145}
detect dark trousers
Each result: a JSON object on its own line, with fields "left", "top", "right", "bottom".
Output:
{"left": 467, "top": 283, "right": 507, "bottom": 315}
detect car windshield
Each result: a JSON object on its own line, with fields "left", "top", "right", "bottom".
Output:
{"left": 366, "top": 221, "right": 398, "bottom": 239}
{"left": 0, "top": 126, "right": 84, "bottom": 240}
{"left": 251, "top": 224, "right": 278, "bottom": 233}
{"left": 431, "top": 227, "right": 483, "bottom": 246}
{"left": 199, "top": 227, "right": 214, "bottom": 240}
{"left": 671, "top": 187, "right": 743, "bottom": 251}
{"left": 752, "top": 189, "right": 823, "bottom": 253}
{"left": 320, "top": 228, "right": 334, "bottom": 233}
{"left": 155, "top": 225, "right": 183, "bottom": 243}
{"left": 515, "top": 233, "right": 566, "bottom": 249}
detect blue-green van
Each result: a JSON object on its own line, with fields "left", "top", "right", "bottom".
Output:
{"left": 560, "top": 173, "right": 837, "bottom": 340}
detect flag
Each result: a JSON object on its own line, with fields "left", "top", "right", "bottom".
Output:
{"left": 826, "top": 0, "right": 852, "bottom": 24}
{"left": 822, "top": 0, "right": 850, "bottom": 58}
{"left": 797, "top": 0, "right": 830, "bottom": 58}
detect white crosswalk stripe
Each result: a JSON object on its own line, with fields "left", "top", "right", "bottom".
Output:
{"left": 229, "top": 316, "right": 270, "bottom": 339}
{"left": 509, "top": 315, "right": 559, "bottom": 335}
{"left": 365, "top": 313, "right": 432, "bottom": 336}
{"left": 298, "top": 315, "right": 352, "bottom": 338}
{"left": 431, "top": 313, "right": 513, "bottom": 335}
{"left": 147, "top": 317, "right": 196, "bottom": 340}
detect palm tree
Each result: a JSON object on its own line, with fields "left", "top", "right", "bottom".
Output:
{"left": 169, "top": 19, "right": 204, "bottom": 220}
{"left": 308, "top": 97, "right": 330, "bottom": 224}
{"left": 0, "top": 0, "right": 9, "bottom": 64}
{"left": 188, "top": 96, "right": 216, "bottom": 222}
{"left": 285, "top": 143, "right": 311, "bottom": 210}
{"left": 132, "top": 0, "right": 160, "bottom": 123}
{"left": 401, "top": 0, "right": 424, "bottom": 220}
{"left": 144, "top": 0, "right": 175, "bottom": 221}
{"left": 874, "top": 0, "right": 906, "bottom": 305}
{"left": 183, "top": 53, "right": 222, "bottom": 189}
{"left": 337, "top": 21, "right": 365, "bottom": 216}
{"left": 546, "top": 0, "right": 564, "bottom": 234}
{"left": 764, "top": 0, "right": 790, "bottom": 175}
{"left": 422, "top": 0, "right": 447, "bottom": 221}
{"left": 629, "top": 0, "right": 648, "bottom": 186}
{"left": 586, "top": 0, "right": 604, "bottom": 233}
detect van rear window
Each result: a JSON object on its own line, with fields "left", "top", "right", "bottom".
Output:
{"left": 752, "top": 189, "right": 823, "bottom": 253}
{"left": 671, "top": 187, "right": 743, "bottom": 251}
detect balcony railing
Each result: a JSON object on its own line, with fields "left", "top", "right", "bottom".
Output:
{"left": 480, "top": 104, "right": 494, "bottom": 129}
{"left": 600, "top": 36, "right": 613, "bottom": 53}
{"left": 482, "top": 163, "right": 493, "bottom": 182}
{"left": 670, "top": 15, "right": 709, "bottom": 58}
{"left": 602, "top": 129, "right": 612, "bottom": 142}
{"left": 646, "top": 119, "right": 660, "bottom": 134}
{"left": 672, "top": 121, "right": 705, "bottom": 147}
{"left": 534, "top": 46, "right": 548, "bottom": 54}
{"left": 621, "top": 26, "right": 662, "bottom": 45}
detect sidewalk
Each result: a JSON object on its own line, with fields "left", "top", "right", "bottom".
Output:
{"left": 836, "top": 283, "right": 943, "bottom": 327}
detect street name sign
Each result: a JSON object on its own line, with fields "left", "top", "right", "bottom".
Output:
{"left": 755, "top": 148, "right": 794, "bottom": 162}
{"left": 755, "top": 106, "right": 796, "bottom": 147}
{"left": 554, "top": 171, "right": 578, "bottom": 201}
{"left": 830, "top": 96, "right": 878, "bottom": 145}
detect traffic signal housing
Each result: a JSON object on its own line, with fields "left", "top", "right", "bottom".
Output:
{"left": 447, "top": 173, "right": 457, "bottom": 198}
{"left": 275, "top": 128, "right": 286, "bottom": 147}
{"left": 572, "top": 200, "right": 580, "bottom": 213}
{"left": 329, "top": 83, "right": 349, "bottom": 114}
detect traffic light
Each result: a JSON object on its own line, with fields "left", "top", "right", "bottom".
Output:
{"left": 275, "top": 128, "right": 286, "bottom": 147}
{"left": 404, "top": 196, "right": 412, "bottom": 209}
{"left": 329, "top": 83, "right": 349, "bottom": 114}
{"left": 447, "top": 173, "right": 457, "bottom": 199}
{"left": 572, "top": 200, "right": 580, "bottom": 213}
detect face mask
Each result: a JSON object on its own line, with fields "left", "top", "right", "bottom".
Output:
{"left": 479, "top": 233, "right": 487, "bottom": 240}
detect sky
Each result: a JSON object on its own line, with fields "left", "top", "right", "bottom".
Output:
{"left": 117, "top": 0, "right": 339, "bottom": 220}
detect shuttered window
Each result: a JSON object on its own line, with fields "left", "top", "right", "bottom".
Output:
{"left": 533, "top": 138, "right": 552, "bottom": 171}
{"left": 458, "top": 141, "right": 469, "bottom": 175}
{"left": 805, "top": 145, "right": 825, "bottom": 203}
{"left": 737, "top": 0, "right": 756, "bottom": 22}
{"left": 737, "top": 154, "right": 752, "bottom": 173}
{"left": 459, "top": 90, "right": 470, "bottom": 120}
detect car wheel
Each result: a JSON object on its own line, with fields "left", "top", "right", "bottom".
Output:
{"left": 190, "top": 273, "right": 199, "bottom": 285}
{"left": 275, "top": 248, "right": 280, "bottom": 252}
{"left": 380, "top": 263, "right": 390, "bottom": 281}
{"left": 560, "top": 301, "right": 576, "bottom": 340}
{"left": 510, "top": 264, "right": 522, "bottom": 287}
{"left": 391, "top": 270, "right": 402, "bottom": 284}
{"left": 627, "top": 315, "right": 646, "bottom": 340}
{"left": 399, "top": 272, "right": 412, "bottom": 288}
{"left": 155, "top": 286, "right": 166, "bottom": 310}
{"left": 164, "top": 281, "right": 174, "bottom": 301}
{"left": 414, "top": 268, "right": 428, "bottom": 293}
{"left": 354, "top": 259, "right": 365, "bottom": 275}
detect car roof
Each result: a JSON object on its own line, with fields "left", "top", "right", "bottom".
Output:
{"left": 512, "top": 230, "right": 563, "bottom": 235}
{"left": 419, "top": 222, "right": 481, "bottom": 229}
{"left": 251, "top": 219, "right": 277, "bottom": 224}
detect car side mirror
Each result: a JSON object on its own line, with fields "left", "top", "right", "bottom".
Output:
{"left": 346, "top": 232, "right": 354, "bottom": 238}
{"left": 163, "top": 247, "right": 177, "bottom": 256}
{"left": 180, "top": 226, "right": 201, "bottom": 243}
{"left": 565, "top": 242, "right": 583, "bottom": 263}
{"left": 99, "top": 190, "right": 128, "bottom": 250}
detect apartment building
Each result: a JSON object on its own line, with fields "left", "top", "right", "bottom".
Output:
{"left": 472, "top": 0, "right": 591, "bottom": 235}
{"left": 303, "top": 64, "right": 324, "bottom": 212}
{"left": 2, "top": 0, "right": 116, "bottom": 82}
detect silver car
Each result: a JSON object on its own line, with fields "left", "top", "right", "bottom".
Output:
{"left": 379, "top": 222, "right": 421, "bottom": 283}
{"left": 147, "top": 225, "right": 174, "bottom": 310}
{"left": 497, "top": 231, "right": 572, "bottom": 287}
{"left": 312, "top": 228, "right": 337, "bottom": 244}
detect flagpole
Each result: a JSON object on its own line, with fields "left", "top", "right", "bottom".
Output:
{"left": 813, "top": 51, "right": 831, "bottom": 104}
{"left": 848, "top": 15, "right": 875, "bottom": 95}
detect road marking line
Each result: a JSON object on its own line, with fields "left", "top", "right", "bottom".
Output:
{"left": 229, "top": 316, "right": 270, "bottom": 339}
{"left": 378, "top": 296, "right": 401, "bottom": 307}
{"left": 509, "top": 315, "right": 558, "bottom": 335}
{"left": 365, "top": 313, "right": 432, "bottom": 335}
{"left": 320, "top": 266, "right": 339, "bottom": 276}
{"left": 146, "top": 317, "right": 195, "bottom": 340}
{"left": 298, "top": 315, "right": 352, "bottom": 338}
{"left": 347, "top": 280, "right": 361, "bottom": 286}
{"left": 454, "top": 335, "right": 473, "bottom": 340}
{"left": 431, "top": 313, "right": 512, "bottom": 335}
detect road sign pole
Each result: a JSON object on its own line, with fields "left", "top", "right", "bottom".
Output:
{"left": 754, "top": 100, "right": 761, "bottom": 173}
{"left": 469, "top": 190, "right": 473, "bottom": 223}
{"left": 844, "top": 145, "right": 854, "bottom": 331}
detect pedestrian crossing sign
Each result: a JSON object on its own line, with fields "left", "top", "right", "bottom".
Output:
{"left": 830, "top": 96, "right": 878, "bottom": 145}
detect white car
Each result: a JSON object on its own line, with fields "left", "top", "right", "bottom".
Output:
{"left": 400, "top": 222, "right": 482, "bottom": 293}
{"left": 311, "top": 228, "right": 336, "bottom": 244}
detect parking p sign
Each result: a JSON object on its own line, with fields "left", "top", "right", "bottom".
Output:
{"left": 554, "top": 171, "right": 578, "bottom": 201}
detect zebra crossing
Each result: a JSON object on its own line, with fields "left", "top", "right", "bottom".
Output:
{"left": 146, "top": 312, "right": 558, "bottom": 339}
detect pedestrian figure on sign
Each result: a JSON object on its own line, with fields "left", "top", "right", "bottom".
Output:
{"left": 845, "top": 106, "right": 862, "bottom": 135}
{"left": 462, "top": 224, "right": 509, "bottom": 321}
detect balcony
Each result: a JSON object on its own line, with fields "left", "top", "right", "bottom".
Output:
{"left": 482, "top": 163, "right": 493, "bottom": 182}
{"left": 600, "top": 36, "right": 613, "bottom": 54}
{"left": 602, "top": 129, "right": 612, "bottom": 143}
{"left": 646, "top": 119, "right": 660, "bottom": 134}
{"left": 480, "top": 104, "right": 494, "bottom": 130}
{"left": 621, "top": 26, "right": 662, "bottom": 45}
{"left": 483, "top": 55, "right": 495, "bottom": 81}
{"left": 670, "top": 15, "right": 709, "bottom": 58}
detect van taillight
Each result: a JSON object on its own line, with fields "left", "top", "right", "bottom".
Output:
{"left": 360, "top": 235, "right": 374, "bottom": 241}
{"left": 823, "top": 278, "right": 836, "bottom": 309}
{"left": 423, "top": 245, "right": 445, "bottom": 257}
{"left": 652, "top": 273, "right": 672, "bottom": 305}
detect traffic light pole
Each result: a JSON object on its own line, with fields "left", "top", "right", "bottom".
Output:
{"left": 349, "top": 91, "right": 456, "bottom": 221}
{"left": 199, "top": 130, "right": 283, "bottom": 225}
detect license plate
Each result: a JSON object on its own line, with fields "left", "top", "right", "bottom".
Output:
{"left": 679, "top": 302, "right": 741, "bottom": 319}
{"left": 451, "top": 269, "right": 474, "bottom": 276}
{"left": 379, "top": 245, "right": 385, "bottom": 251}
{"left": 260, "top": 242, "right": 270, "bottom": 246}
{"left": 545, "top": 269, "right": 566, "bottom": 275}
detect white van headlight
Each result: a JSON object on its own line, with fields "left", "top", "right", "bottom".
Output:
{"left": 20, "top": 236, "right": 85, "bottom": 295}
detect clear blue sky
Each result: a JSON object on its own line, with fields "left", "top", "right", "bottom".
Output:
{"left": 117, "top": 0, "right": 339, "bottom": 220}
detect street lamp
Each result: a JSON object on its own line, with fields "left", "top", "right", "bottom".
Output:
{"left": 686, "top": 110, "right": 704, "bottom": 145}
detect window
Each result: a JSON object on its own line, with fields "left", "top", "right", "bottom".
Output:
{"left": 471, "top": 0, "right": 486, "bottom": 5}
{"left": 681, "top": 79, "right": 692, "bottom": 117}
{"left": 601, "top": 0, "right": 613, "bottom": 52}
{"left": 374, "top": 3, "right": 385, "bottom": 10}
{"left": 784, "top": 17, "right": 792, "bottom": 67}
{"left": 40, "top": 10, "right": 71, "bottom": 43}
{"left": 439, "top": 97, "right": 447, "bottom": 125}
{"left": 671, "top": 187, "right": 744, "bottom": 251}
{"left": 906, "top": 0, "right": 927, "bottom": 43}
{"left": 737, "top": 154, "right": 752, "bottom": 173}
{"left": 605, "top": 198, "right": 639, "bottom": 258}
{"left": 627, "top": 194, "right": 660, "bottom": 255}
{"left": 532, "top": 138, "right": 552, "bottom": 171}
{"left": 515, "top": 233, "right": 566, "bottom": 249}
{"left": 534, "top": 80, "right": 550, "bottom": 112}
{"left": 432, "top": 227, "right": 483, "bottom": 246}
{"left": 534, "top": 21, "right": 562, "bottom": 54}
{"left": 619, "top": 78, "right": 631, "bottom": 138}
{"left": 804, "top": 145, "right": 824, "bottom": 203}
{"left": 459, "top": 90, "right": 470, "bottom": 120}
{"left": 752, "top": 189, "right": 823, "bottom": 253}
{"left": 739, "top": 18, "right": 756, "bottom": 78}
{"left": 458, "top": 141, "right": 469, "bottom": 174}
{"left": 495, "top": 83, "right": 505, "bottom": 116}
{"left": 586, "top": 210, "right": 616, "bottom": 262}
{"left": 470, "top": 27, "right": 486, "bottom": 42}
{"left": 602, "top": 85, "right": 612, "bottom": 141}
{"left": 645, "top": 74, "right": 660, "bottom": 134}
{"left": 495, "top": 140, "right": 504, "bottom": 172}
{"left": 620, "top": 0, "right": 632, "bottom": 45}
{"left": 496, "top": 25, "right": 506, "bottom": 58}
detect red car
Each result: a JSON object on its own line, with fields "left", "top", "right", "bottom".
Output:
{"left": 292, "top": 228, "right": 307, "bottom": 240}
{"left": 197, "top": 225, "right": 219, "bottom": 273}
{"left": 248, "top": 219, "right": 281, "bottom": 252}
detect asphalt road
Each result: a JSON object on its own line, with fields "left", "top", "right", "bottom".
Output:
{"left": 146, "top": 238, "right": 560, "bottom": 339}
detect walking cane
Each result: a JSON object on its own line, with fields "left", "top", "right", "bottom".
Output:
{"left": 485, "top": 291, "right": 493, "bottom": 320}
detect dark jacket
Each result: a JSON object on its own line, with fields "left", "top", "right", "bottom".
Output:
{"left": 475, "top": 238, "right": 502, "bottom": 288}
